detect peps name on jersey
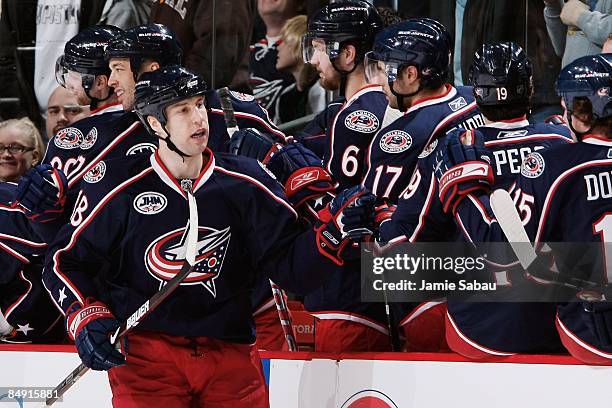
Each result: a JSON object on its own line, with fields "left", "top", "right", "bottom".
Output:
{"left": 344, "top": 110, "right": 380, "bottom": 133}
{"left": 379, "top": 130, "right": 412, "bottom": 154}
{"left": 585, "top": 170, "right": 612, "bottom": 201}
{"left": 133, "top": 192, "right": 168, "bottom": 215}
{"left": 144, "top": 226, "right": 231, "bottom": 297}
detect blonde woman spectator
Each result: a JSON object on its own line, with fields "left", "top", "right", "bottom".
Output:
{"left": 275, "top": 15, "right": 325, "bottom": 124}
{"left": 0, "top": 118, "right": 44, "bottom": 182}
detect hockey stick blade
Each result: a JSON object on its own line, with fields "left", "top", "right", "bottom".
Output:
{"left": 45, "top": 191, "right": 199, "bottom": 406}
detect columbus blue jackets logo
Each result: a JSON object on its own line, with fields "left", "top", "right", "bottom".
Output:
{"left": 145, "top": 226, "right": 231, "bottom": 297}
{"left": 54, "top": 127, "right": 84, "bottom": 149}
{"left": 418, "top": 139, "right": 438, "bottom": 158}
{"left": 379, "top": 130, "right": 412, "bottom": 154}
{"left": 83, "top": 161, "right": 106, "bottom": 183}
{"left": 126, "top": 143, "right": 157, "bottom": 156}
{"left": 521, "top": 152, "right": 545, "bottom": 178}
{"left": 341, "top": 390, "right": 398, "bottom": 408}
{"left": 344, "top": 110, "right": 380, "bottom": 133}
{"left": 133, "top": 192, "right": 168, "bottom": 215}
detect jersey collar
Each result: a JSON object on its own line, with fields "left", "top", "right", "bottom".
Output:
{"left": 582, "top": 135, "right": 612, "bottom": 146}
{"left": 405, "top": 84, "right": 456, "bottom": 115}
{"left": 346, "top": 84, "right": 384, "bottom": 106}
{"left": 90, "top": 102, "right": 123, "bottom": 116}
{"left": 150, "top": 148, "right": 216, "bottom": 197}
{"left": 482, "top": 116, "right": 530, "bottom": 129}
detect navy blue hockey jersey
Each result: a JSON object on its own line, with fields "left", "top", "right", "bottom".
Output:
{"left": 0, "top": 183, "right": 64, "bottom": 343}
{"left": 43, "top": 150, "right": 336, "bottom": 343}
{"left": 363, "top": 85, "right": 485, "bottom": 204}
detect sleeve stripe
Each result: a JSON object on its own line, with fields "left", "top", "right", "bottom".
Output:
{"left": 52, "top": 167, "right": 154, "bottom": 306}
{"left": 0, "top": 241, "right": 29, "bottom": 264}
{"left": 4, "top": 271, "right": 33, "bottom": 318}
{"left": 67, "top": 121, "right": 141, "bottom": 188}
{"left": 215, "top": 166, "right": 298, "bottom": 219}
{"left": 485, "top": 134, "right": 572, "bottom": 147}
{"left": 0, "top": 233, "right": 46, "bottom": 248}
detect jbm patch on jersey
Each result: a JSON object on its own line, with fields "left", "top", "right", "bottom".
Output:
{"left": 230, "top": 91, "right": 255, "bottom": 102}
{"left": 133, "top": 192, "right": 168, "bottom": 215}
{"left": 379, "top": 130, "right": 412, "bottom": 154}
{"left": 448, "top": 97, "right": 468, "bottom": 112}
{"left": 344, "top": 110, "right": 380, "bottom": 133}
{"left": 83, "top": 161, "right": 106, "bottom": 184}
{"left": 521, "top": 152, "right": 545, "bottom": 178}
{"left": 418, "top": 139, "right": 439, "bottom": 158}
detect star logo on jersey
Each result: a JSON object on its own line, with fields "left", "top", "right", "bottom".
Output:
{"left": 145, "top": 226, "right": 231, "bottom": 297}
{"left": 521, "top": 152, "right": 545, "bottom": 178}
{"left": 83, "top": 161, "right": 106, "bottom": 184}
{"left": 344, "top": 110, "right": 380, "bottom": 133}
{"left": 54, "top": 127, "right": 84, "bottom": 149}
{"left": 251, "top": 77, "right": 284, "bottom": 110}
{"left": 16, "top": 323, "right": 34, "bottom": 336}
{"left": 379, "top": 130, "right": 412, "bottom": 154}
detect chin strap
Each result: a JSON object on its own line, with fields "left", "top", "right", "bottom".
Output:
{"left": 389, "top": 79, "right": 420, "bottom": 112}
{"left": 567, "top": 113, "right": 594, "bottom": 141}
{"left": 86, "top": 89, "right": 112, "bottom": 111}
{"left": 331, "top": 55, "right": 361, "bottom": 98}
{"left": 159, "top": 123, "right": 193, "bottom": 161}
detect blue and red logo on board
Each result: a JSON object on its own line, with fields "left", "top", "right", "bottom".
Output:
{"left": 344, "top": 110, "right": 380, "bottom": 133}
{"left": 145, "top": 226, "right": 231, "bottom": 297}
{"left": 341, "top": 390, "right": 399, "bottom": 408}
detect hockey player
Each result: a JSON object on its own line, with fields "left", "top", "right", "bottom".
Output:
{"left": 374, "top": 42, "right": 572, "bottom": 355}
{"left": 361, "top": 18, "right": 485, "bottom": 204}
{"left": 435, "top": 53, "right": 612, "bottom": 363}
{"left": 55, "top": 25, "right": 124, "bottom": 116}
{"left": 0, "top": 182, "right": 64, "bottom": 344}
{"left": 42, "top": 66, "right": 370, "bottom": 406}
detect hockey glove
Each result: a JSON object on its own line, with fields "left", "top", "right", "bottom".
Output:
{"left": 437, "top": 129, "right": 494, "bottom": 214}
{"left": 315, "top": 185, "right": 376, "bottom": 265}
{"left": 584, "top": 300, "right": 612, "bottom": 348}
{"left": 267, "top": 141, "right": 335, "bottom": 207}
{"left": 228, "top": 128, "right": 282, "bottom": 164}
{"left": 544, "top": 114, "right": 566, "bottom": 126}
{"left": 66, "top": 300, "right": 125, "bottom": 371}
{"left": 14, "top": 164, "right": 67, "bottom": 222}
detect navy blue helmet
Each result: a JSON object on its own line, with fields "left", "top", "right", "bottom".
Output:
{"left": 105, "top": 24, "right": 183, "bottom": 73}
{"left": 56, "top": 25, "right": 123, "bottom": 90}
{"left": 556, "top": 53, "right": 612, "bottom": 120}
{"left": 469, "top": 42, "right": 533, "bottom": 106}
{"left": 302, "top": 0, "right": 383, "bottom": 62}
{"left": 366, "top": 18, "right": 452, "bottom": 89}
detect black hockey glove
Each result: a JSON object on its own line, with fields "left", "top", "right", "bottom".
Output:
{"left": 267, "top": 141, "right": 335, "bottom": 207}
{"left": 228, "top": 128, "right": 282, "bottom": 163}
{"left": 315, "top": 185, "right": 376, "bottom": 265}
{"left": 14, "top": 164, "right": 68, "bottom": 222}
{"left": 436, "top": 129, "right": 494, "bottom": 214}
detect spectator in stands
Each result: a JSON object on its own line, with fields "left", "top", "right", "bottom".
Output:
{"left": 544, "top": 0, "right": 612, "bottom": 67}
{"left": 249, "top": 0, "right": 302, "bottom": 122}
{"left": 0, "top": 118, "right": 44, "bottom": 182}
{"left": 275, "top": 15, "right": 325, "bottom": 124}
{"left": 150, "top": 0, "right": 256, "bottom": 90}
{"left": 45, "top": 85, "right": 90, "bottom": 140}
{"left": 603, "top": 33, "right": 612, "bottom": 53}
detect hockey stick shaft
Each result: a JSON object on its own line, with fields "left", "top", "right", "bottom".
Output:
{"left": 45, "top": 188, "right": 199, "bottom": 406}
{"left": 217, "top": 87, "right": 299, "bottom": 351}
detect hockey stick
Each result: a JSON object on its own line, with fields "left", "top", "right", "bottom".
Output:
{"left": 45, "top": 186, "right": 199, "bottom": 406}
{"left": 489, "top": 189, "right": 602, "bottom": 296}
{"left": 217, "top": 86, "right": 299, "bottom": 351}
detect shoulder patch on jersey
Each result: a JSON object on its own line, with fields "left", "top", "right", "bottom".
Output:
{"left": 521, "top": 152, "right": 545, "bottom": 179}
{"left": 230, "top": 91, "right": 255, "bottom": 102}
{"left": 496, "top": 129, "right": 529, "bottom": 139}
{"left": 344, "top": 110, "right": 380, "bottom": 133}
{"left": 83, "top": 161, "right": 106, "bottom": 183}
{"left": 127, "top": 142, "right": 157, "bottom": 156}
{"left": 418, "top": 139, "right": 438, "bottom": 158}
{"left": 54, "top": 127, "right": 84, "bottom": 149}
{"left": 133, "top": 192, "right": 168, "bottom": 215}
{"left": 257, "top": 160, "right": 277, "bottom": 180}
{"left": 81, "top": 127, "right": 98, "bottom": 149}
{"left": 379, "top": 130, "right": 412, "bottom": 154}
{"left": 598, "top": 87, "right": 610, "bottom": 97}
{"left": 448, "top": 97, "right": 467, "bottom": 112}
